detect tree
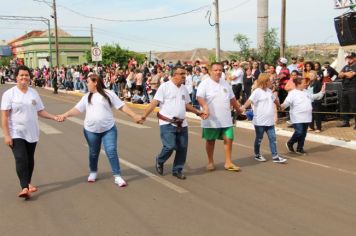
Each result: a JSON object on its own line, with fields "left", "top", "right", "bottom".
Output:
{"left": 86, "top": 44, "right": 145, "bottom": 67}
{"left": 0, "top": 56, "right": 11, "bottom": 67}
{"left": 257, "top": 28, "right": 280, "bottom": 65}
{"left": 233, "top": 33, "right": 251, "bottom": 60}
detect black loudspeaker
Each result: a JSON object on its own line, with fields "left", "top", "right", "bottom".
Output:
{"left": 334, "top": 12, "right": 356, "bottom": 46}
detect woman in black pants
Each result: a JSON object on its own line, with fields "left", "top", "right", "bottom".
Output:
{"left": 308, "top": 72, "right": 324, "bottom": 132}
{"left": 1, "top": 65, "right": 59, "bottom": 199}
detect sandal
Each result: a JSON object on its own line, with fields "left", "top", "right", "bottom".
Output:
{"left": 224, "top": 165, "right": 241, "bottom": 172}
{"left": 18, "top": 188, "right": 30, "bottom": 199}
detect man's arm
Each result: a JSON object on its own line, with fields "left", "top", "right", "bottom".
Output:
{"left": 197, "top": 96, "right": 209, "bottom": 117}
{"left": 142, "top": 99, "right": 159, "bottom": 120}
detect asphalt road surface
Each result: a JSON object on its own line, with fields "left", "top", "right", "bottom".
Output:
{"left": 1, "top": 84, "right": 356, "bottom": 236}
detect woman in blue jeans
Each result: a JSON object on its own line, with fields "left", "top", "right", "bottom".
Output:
{"left": 282, "top": 77, "right": 325, "bottom": 155}
{"left": 59, "top": 74, "right": 142, "bottom": 187}
{"left": 241, "top": 73, "right": 287, "bottom": 163}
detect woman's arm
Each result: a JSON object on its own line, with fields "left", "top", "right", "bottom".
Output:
{"left": 120, "top": 105, "right": 143, "bottom": 123}
{"left": 38, "top": 110, "right": 57, "bottom": 120}
{"left": 1, "top": 110, "right": 12, "bottom": 147}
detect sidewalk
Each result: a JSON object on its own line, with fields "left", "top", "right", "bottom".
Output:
{"left": 41, "top": 85, "right": 356, "bottom": 150}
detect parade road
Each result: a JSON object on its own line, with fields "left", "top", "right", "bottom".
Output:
{"left": 1, "top": 84, "right": 356, "bottom": 236}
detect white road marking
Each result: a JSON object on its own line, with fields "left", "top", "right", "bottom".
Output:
{"left": 38, "top": 120, "right": 62, "bottom": 134}
{"left": 98, "top": 149, "right": 189, "bottom": 194}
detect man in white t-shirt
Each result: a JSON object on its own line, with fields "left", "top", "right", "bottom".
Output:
{"left": 230, "top": 61, "right": 244, "bottom": 101}
{"left": 197, "top": 63, "right": 242, "bottom": 172}
{"left": 142, "top": 66, "right": 206, "bottom": 180}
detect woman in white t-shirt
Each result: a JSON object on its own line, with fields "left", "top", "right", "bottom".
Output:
{"left": 241, "top": 73, "right": 287, "bottom": 164}
{"left": 1, "top": 65, "right": 59, "bottom": 199}
{"left": 59, "top": 74, "right": 142, "bottom": 187}
{"left": 281, "top": 77, "right": 325, "bottom": 155}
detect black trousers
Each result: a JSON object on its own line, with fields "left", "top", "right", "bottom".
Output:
{"left": 309, "top": 101, "right": 323, "bottom": 130}
{"left": 232, "top": 84, "right": 243, "bottom": 101}
{"left": 11, "top": 139, "right": 37, "bottom": 189}
{"left": 341, "top": 88, "right": 356, "bottom": 123}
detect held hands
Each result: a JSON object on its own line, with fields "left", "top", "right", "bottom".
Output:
{"left": 54, "top": 114, "right": 66, "bottom": 122}
{"left": 197, "top": 110, "right": 209, "bottom": 120}
{"left": 133, "top": 114, "right": 144, "bottom": 124}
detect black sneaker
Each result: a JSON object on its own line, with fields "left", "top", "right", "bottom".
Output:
{"left": 172, "top": 172, "right": 186, "bottom": 180}
{"left": 285, "top": 142, "right": 295, "bottom": 153}
{"left": 254, "top": 155, "right": 267, "bottom": 162}
{"left": 296, "top": 149, "right": 307, "bottom": 155}
{"left": 155, "top": 160, "right": 164, "bottom": 175}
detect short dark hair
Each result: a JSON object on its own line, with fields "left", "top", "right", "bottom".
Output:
{"left": 172, "top": 65, "right": 185, "bottom": 74}
{"left": 210, "top": 62, "right": 223, "bottom": 68}
{"left": 15, "top": 65, "right": 33, "bottom": 79}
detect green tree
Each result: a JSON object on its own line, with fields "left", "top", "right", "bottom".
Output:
{"left": 0, "top": 56, "right": 11, "bottom": 67}
{"left": 86, "top": 44, "right": 145, "bottom": 67}
{"left": 257, "top": 28, "right": 280, "bottom": 65}
{"left": 233, "top": 33, "right": 251, "bottom": 60}
{"left": 208, "top": 53, "right": 217, "bottom": 64}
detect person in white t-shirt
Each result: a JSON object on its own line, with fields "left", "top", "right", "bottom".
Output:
{"left": 197, "top": 62, "right": 242, "bottom": 172}
{"left": 230, "top": 61, "right": 244, "bottom": 101}
{"left": 142, "top": 66, "right": 206, "bottom": 180}
{"left": 281, "top": 77, "right": 325, "bottom": 155}
{"left": 1, "top": 65, "right": 60, "bottom": 199}
{"left": 58, "top": 74, "right": 143, "bottom": 187}
{"left": 241, "top": 73, "right": 287, "bottom": 164}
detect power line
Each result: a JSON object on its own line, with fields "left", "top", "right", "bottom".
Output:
{"left": 33, "top": 0, "right": 209, "bottom": 22}
{"left": 220, "top": 0, "right": 252, "bottom": 13}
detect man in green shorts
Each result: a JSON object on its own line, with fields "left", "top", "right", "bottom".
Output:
{"left": 197, "top": 62, "right": 242, "bottom": 172}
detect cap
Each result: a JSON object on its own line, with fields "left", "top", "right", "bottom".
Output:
{"left": 279, "top": 57, "right": 288, "bottom": 64}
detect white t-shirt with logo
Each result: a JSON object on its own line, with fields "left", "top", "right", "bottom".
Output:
{"left": 249, "top": 88, "right": 276, "bottom": 126}
{"left": 282, "top": 89, "right": 313, "bottom": 123}
{"left": 75, "top": 89, "right": 124, "bottom": 133}
{"left": 1, "top": 86, "right": 45, "bottom": 142}
{"left": 197, "top": 77, "right": 234, "bottom": 128}
{"left": 154, "top": 80, "right": 191, "bottom": 127}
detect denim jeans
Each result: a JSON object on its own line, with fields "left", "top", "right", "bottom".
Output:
{"left": 83, "top": 125, "right": 121, "bottom": 176}
{"left": 288, "top": 123, "right": 309, "bottom": 151}
{"left": 254, "top": 125, "right": 278, "bottom": 157}
{"left": 156, "top": 124, "right": 188, "bottom": 173}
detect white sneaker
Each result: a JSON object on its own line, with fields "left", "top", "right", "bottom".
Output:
{"left": 254, "top": 155, "right": 267, "bottom": 162}
{"left": 114, "top": 175, "right": 127, "bottom": 187}
{"left": 272, "top": 156, "right": 287, "bottom": 164}
{"left": 87, "top": 172, "right": 97, "bottom": 182}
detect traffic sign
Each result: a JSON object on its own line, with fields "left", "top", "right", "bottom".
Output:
{"left": 91, "top": 46, "right": 102, "bottom": 61}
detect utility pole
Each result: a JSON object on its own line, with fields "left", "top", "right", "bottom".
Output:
{"left": 257, "top": 0, "right": 268, "bottom": 50}
{"left": 280, "top": 0, "right": 286, "bottom": 57}
{"left": 90, "top": 24, "right": 94, "bottom": 46}
{"left": 213, "top": 0, "right": 221, "bottom": 62}
{"left": 53, "top": 0, "right": 60, "bottom": 68}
